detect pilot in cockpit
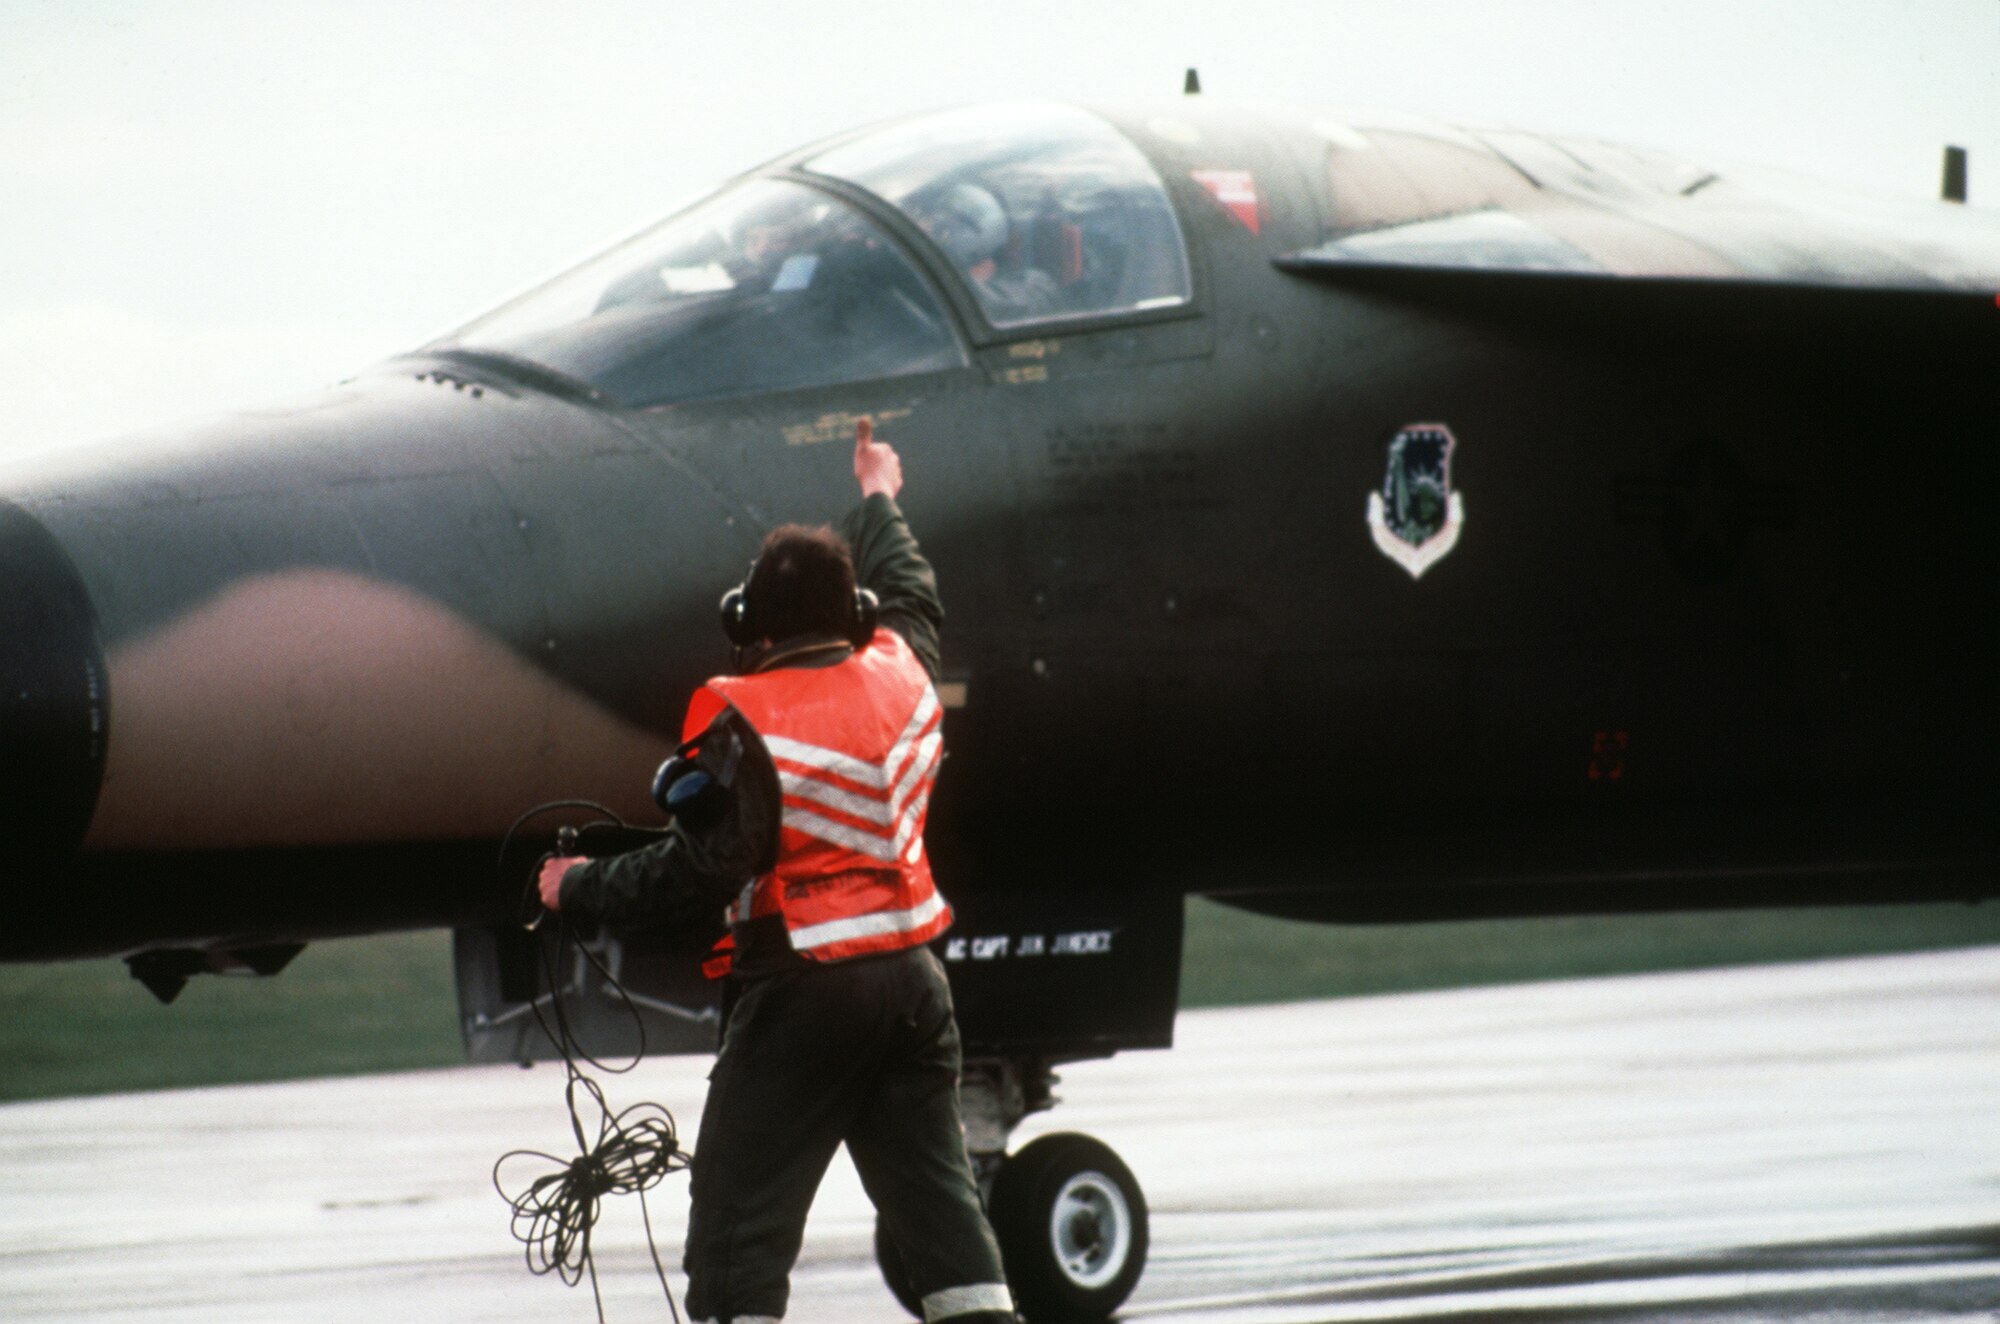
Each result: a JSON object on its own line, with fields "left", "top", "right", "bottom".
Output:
{"left": 725, "top": 214, "right": 820, "bottom": 294}
{"left": 910, "top": 181, "right": 1060, "bottom": 322}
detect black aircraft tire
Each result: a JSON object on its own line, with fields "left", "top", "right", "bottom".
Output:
{"left": 991, "top": 1133, "right": 1149, "bottom": 1322}
{"left": 874, "top": 1215, "right": 926, "bottom": 1319}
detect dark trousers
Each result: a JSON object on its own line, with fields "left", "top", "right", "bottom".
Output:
{"left": 684, "top": 945, "right": 1010, "bottom": 1322}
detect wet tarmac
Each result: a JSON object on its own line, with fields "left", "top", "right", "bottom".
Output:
{"left": 3, "top": 946, "right": 1997, "bottom": 1322}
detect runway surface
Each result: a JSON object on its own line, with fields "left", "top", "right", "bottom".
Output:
{"left": 4, "top": 946, "right": 1998, "bottom": 1323}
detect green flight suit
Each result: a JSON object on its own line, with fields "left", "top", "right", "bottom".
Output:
{"left": 561, "top": 494, "right": 1012, "bottom": 1324}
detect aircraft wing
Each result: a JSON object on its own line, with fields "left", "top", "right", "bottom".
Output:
{"left": 1276, "top": 124, "right": 2000, "bottom": 296}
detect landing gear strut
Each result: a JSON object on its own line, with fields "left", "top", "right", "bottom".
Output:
{"left": 876, "top": 1057, "right": 1149, "bottom": 1322}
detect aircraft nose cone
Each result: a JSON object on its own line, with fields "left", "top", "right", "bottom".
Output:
{"left": 0, "top": 499, "right": 108, "bottom": 870}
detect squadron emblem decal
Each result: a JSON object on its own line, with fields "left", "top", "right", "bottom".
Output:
{"left": 1367, "top": 423, "right": 1464, "bottom": 579}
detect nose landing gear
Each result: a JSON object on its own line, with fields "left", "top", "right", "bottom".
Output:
{"left": 991, "top": 1133, "right": 1148, "bottom": 1320}
{"left": 876, "top": 1058, "right": 1149, "bottom": 1322}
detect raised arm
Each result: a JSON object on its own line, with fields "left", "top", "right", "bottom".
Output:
{"left": 841, "top": 419, "right": 944, "bottom": 681}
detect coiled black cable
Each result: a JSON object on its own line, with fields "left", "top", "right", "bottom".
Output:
{"left": 491, "top": 802, "right": 690, "bottom": 1324}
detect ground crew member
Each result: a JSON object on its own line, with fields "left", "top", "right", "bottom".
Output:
{"left": 537, "top": 420, "right": 1014, "bottom": 1324}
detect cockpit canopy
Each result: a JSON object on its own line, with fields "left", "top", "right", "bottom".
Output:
{"left": 438, "top": 103, "right": 1191, "bottom": 409}
{"left": 806, "top": 101, "right": 1191, "bottom": 329}
{"left": 439, "top": 179, "right": 963, "bottom": 409}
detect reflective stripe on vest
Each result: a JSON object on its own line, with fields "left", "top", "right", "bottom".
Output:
{"left": 700, "top": 630, "right": 951, "bottom": 962}
{"left": 766, "top": 682, "right": 941, "bottom": 865}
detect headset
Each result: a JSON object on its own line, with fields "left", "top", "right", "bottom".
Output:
{"left": 651, "top": 746, "right": 722, "bottom": 833}
{"left": 717, "top": 571, "right": 879, "bottom": 650}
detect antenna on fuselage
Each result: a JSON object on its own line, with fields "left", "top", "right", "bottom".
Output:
{"left": 1184, "top": 67, "right": 1201, "bottom": 95}
{"left": 1942, "top": 145, "right": 1967, "bottom": 203}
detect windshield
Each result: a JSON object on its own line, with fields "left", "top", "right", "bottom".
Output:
{"left": 808, "top": 102, "right": 1192, "bottom": 329}
{"left": 440, "top": 180, "right": 963, "bottom": 408}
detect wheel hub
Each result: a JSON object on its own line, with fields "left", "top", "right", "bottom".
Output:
{"left": 1050, "top": 1169, "right": 1131, "bottom": 1289}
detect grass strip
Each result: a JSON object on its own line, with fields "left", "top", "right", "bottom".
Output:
{"left": 4, "top": 901, "right": 1996, "bottom": 1102}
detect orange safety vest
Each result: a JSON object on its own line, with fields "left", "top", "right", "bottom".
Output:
{"left": 685, "top": 629, "right": 951, "bottom": 969}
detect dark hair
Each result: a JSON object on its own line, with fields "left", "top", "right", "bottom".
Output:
{"left": 743, "top": 524, "right": 857, "bottom": 642}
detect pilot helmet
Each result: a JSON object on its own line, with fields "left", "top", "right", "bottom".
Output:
{"left": 919, "top": 182, "right": 1007, "bottom": 269}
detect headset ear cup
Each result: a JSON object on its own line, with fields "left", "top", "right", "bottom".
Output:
{"left": 719, "top": 585, "right": 756, "bottom": 647}
{"left": 850, "top": 587, "right": 880, "bottom": 649}
{"left": 652, "top": 755, "right": 693, "bottom": 813}
{"left": 653, "top": 754, "right": 724, "bottom": 830}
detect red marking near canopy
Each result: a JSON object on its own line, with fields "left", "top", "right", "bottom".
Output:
{"left": 1191, "top": 169, "right": 1262, "bottom": 235}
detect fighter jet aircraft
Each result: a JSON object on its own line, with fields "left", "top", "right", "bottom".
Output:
{"left": 5, "top": 98, "right": 1997, "bottom": 1317}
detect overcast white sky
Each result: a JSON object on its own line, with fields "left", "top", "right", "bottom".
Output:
{"left": 2, "top": 0, "right": 1994, "bottom": 452}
